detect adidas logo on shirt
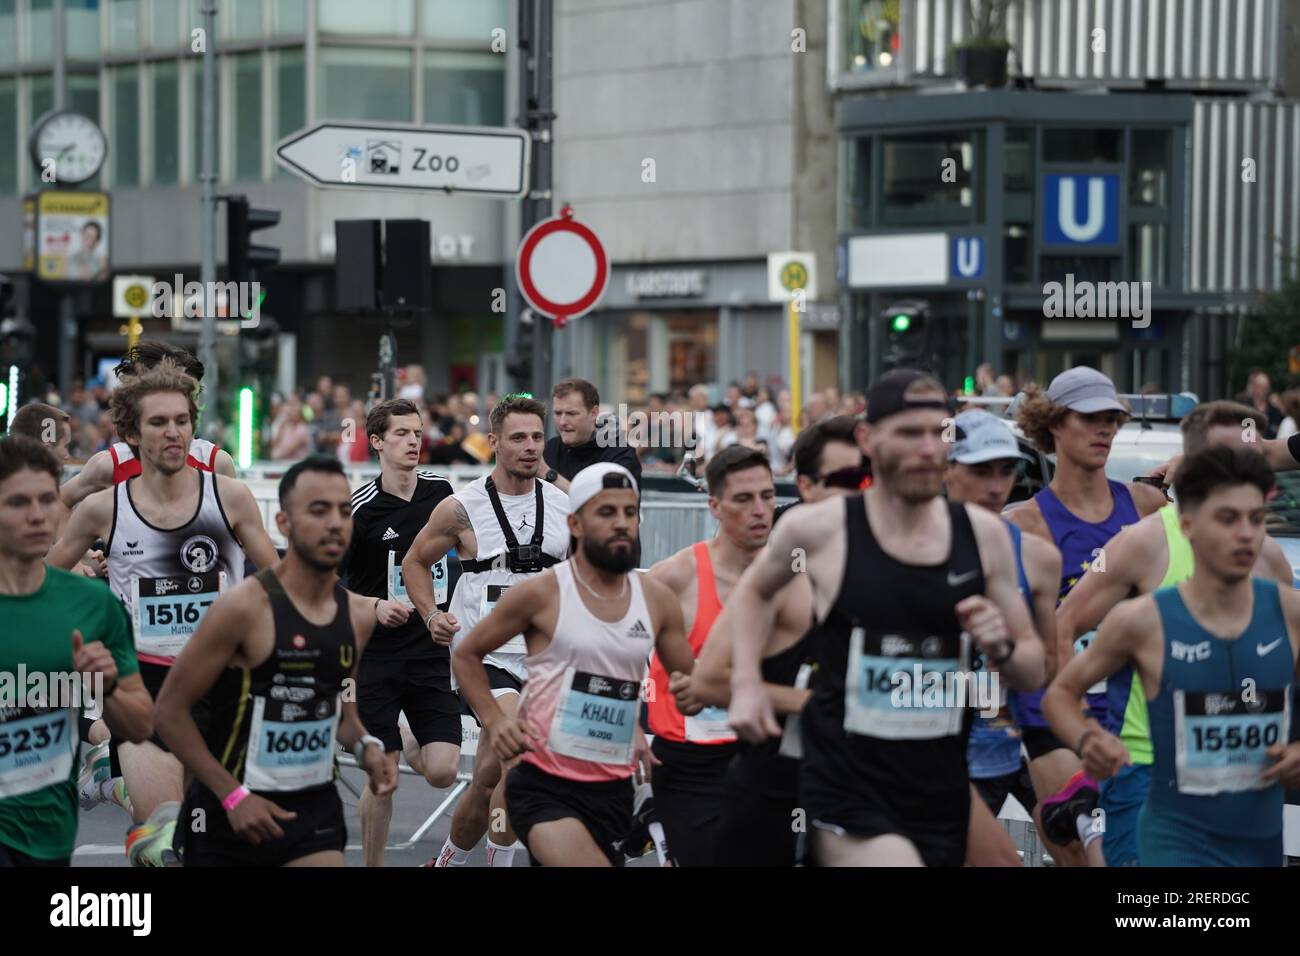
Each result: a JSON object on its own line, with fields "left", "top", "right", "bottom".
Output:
{"left": 627, "top": 620, "right": 651, "bottom": 639}
{"left": 382, "top": 527, "right": 399, "bottom": 542}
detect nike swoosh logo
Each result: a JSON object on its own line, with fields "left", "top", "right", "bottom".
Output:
{"left": 947, "top": 570, "right": 978, "bottom": 586}
{"left": 1256, "top": 638, "right": 1284, "bottom": 657}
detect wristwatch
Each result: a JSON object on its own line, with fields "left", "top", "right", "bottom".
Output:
{"left": 989, "top": 640, "right": 1015, "bottom": 665}
{"left": 353, "top": 734, "right": 384, "bottom": 762}
{"left": 543, "top": 468, "right": 559, "bottom": 484}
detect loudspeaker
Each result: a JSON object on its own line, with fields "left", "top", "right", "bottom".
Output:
{"left": 382, "top": 219, "right": 432, "bottom": 312}
{"left": 334, "top": 220, "right": 382, "bottom": 312}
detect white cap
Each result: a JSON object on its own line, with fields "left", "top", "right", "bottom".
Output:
{"left": 567, "top": 462, "right": 639, "bottom": 513}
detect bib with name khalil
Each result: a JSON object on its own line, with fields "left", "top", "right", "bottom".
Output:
{"left": 548, "top": 668, "right": 641, "bottom": 764}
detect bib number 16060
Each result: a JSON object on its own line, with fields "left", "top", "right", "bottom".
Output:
{"left": 263, "top": 728, "right": 332, "bottom": 754}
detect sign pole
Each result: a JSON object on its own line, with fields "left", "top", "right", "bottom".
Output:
{"left": 199, "top": 0, "right": 219, "bottom": 438}
{"left": 789, "top": 299, "right": 802, "bottom": 436}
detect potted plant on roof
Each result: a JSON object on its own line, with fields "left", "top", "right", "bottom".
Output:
{"left": 951, "top": 0, "right": 1011, "bottom": 88}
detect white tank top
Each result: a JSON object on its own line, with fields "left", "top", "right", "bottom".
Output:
{"left": 518, "top": 561, "right": 654, "bottom": 782}
{"left": 107, "top": 470, "right": 247, "bottom": 664}
{"left": 448, "top": 474, "right": 569, "bottom": 684}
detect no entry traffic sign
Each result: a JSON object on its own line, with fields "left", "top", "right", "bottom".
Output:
{"left": 515, "top": 205, "right": 609, "bottom": 328}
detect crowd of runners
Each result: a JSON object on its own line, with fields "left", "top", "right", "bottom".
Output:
{"left": 2, "top": 341, "right": 1299, "bottom": 867}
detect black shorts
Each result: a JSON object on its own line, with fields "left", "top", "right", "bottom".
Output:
{"left": 463, "top": 665, "right": 526, "bottom": 726}
{"left": 1021, "top": 725, "right": 1068, "bottom": 761}
{"left": 971, "top": 760, "right": 1037, "bottom": 817}
{"left": 713, "top": 751, "right": 799, "bottom": 867}
{"left": 505, "top": 761, "right": 632, "bottom": 867}
{"left": 107, "top": 661, "right": 212, "bottom": 774}
{"left": 358, "top": 655, "right": 461, "bottom": 752}
{"left": 649, "top": 737, "right": 738, "bottom": 868}
{"left": 180, "top": 780, "right": 346, "bottom": 867}
{"left": 0, "top": 842, "right": 69, "bottom": 867}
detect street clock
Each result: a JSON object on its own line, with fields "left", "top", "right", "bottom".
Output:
{"left": 29, "top": 110, "right": 108, "bottom": 184}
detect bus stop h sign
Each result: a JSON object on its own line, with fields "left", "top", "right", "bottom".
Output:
{"left": 515, "top": 205, "right": 608, "bottom": 328}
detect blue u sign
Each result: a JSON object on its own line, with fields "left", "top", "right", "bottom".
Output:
{"left": 1044, "top": 173, "right": 1120, "bottom": 247}
{"left": 951, "top": 236, "right": 984, "bottom": 279}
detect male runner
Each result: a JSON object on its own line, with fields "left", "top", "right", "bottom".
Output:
{"left": 642, "top": 445, "right": 778, "bottom": 867}
{"left": 542, "top": 378, "right": 641, "bottom": 492}
{"left": 686, "top": 419, "right": 861, "bottom": 866}
{"left": 0, "top": 436, "right": 153, "bottom": 867}
{"left": 1045, "top": 446, "right": 1300, "bottom": 866}
{"left": 455, "top": 463, "right": 692, "bottom": 865}
{"left": 403, "top": 395, "right": 570, "bottom": 867}
{"left": 728, "top": 370, "right": 1045, "bottom": 867}
{"left": 59, "top": 342, "right": 236, "bottom": 511}
{"left": 942, "top": 410, "right": 1061, "bottom": 866}
{"left": 48, "top": 360, "right": 279, "bottom": 865}
{"left": 340, "top": 399, "right": 461, "bottom": 866}
{"left": 157, "top": 456, "right": 398, "bottom": 866}
{"left": 1007, "top": 366, "right": 1166, "bottom": 863}
{"left": 1055, "top": 401, "right": 1293, "bottom": 866}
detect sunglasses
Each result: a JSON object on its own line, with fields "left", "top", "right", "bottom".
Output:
{"left": 811, "top": 464, "right": 873, "bottom": 490}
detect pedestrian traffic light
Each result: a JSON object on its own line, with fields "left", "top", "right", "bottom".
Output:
{"left": 889, "top": 312, "right": 912, "bottom": 334}
{"left": 881, "top": 299, "right": 929, "bottom": 371}
{"left": 226, "top": 196, "right": 280, "bottom": 284}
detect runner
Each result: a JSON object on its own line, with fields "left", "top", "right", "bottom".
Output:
{"left": 641, "top": 445, "right": 779, "bottom": 867}
{"left": 402, "top": 394, "right": 570, "bottom": 867}
{"left": 942, "top": 410, "right": 1060, "bottom": 866}
{"left": 47, "top": 360, "right": 279, "bottom": 865}
{"left": 0, "top": 436, "right": 152, "bottom": 867}
{"left": 454, "top": 463, "right": 692, "bottom": 866}
{"left": 728, "top": 370, "right": 1045, "bottom": 867}
{"left": 59, "top": 342, "right": 236, "bottom": 511}
{"left": 339, "top": 399, "right": 460, "bottom": 867}
{"left": 1044, "top": 446, "right": 1300, "bottom": 866}
{"left": 1006, "top": 366, "right": 1167, "bottom": 864}
{"left": 156, "top": 456, "right": 398, "bottom": 866}
{"left": 684, "top": 418, "right": 864, "bottom": 866}
{"left": 1055, "top": 401, "right": 1293, "bottom": 866}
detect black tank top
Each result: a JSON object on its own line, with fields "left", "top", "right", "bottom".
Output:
{"left": 804, "top": 494, "right": 984, "bottom": 809}
{"left": 730, "top": 626, "right": 817, "bottom": 800}
{"left": 205, "top": 569, "right": 356, "bottom": 794}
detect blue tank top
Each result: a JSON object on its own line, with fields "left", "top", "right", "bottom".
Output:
{"left": 1034, "top": 480, "right": 1141, "bottom": 732}
{"left": 968, "top": 522, "right": 1033, "bottom": 779}
{"left": 1147, "top": 578, "right": 1293, "bottom": 839}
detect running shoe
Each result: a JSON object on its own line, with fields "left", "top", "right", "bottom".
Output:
{"left": 618, "top": 775, "right": 658, "bottom": 861}
{"left": 76, "top": 741, "right": 112, "bottom": 810}
{"left": 126, "top": 811, "right": 180, "bottom": 868}
{"left": 1038, "top": 771, "right": 1099, "bottom": 845}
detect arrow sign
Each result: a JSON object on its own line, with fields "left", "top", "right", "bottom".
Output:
{"left": 275, "top": 121, "right": 530, "bottom": 197}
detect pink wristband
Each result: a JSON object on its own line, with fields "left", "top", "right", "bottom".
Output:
{"left": 221, "top": 785, "right": 251, "bottom": 812}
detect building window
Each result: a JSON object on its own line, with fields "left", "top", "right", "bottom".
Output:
{"left": 1130, "top": 130, "right": 1170, "bottom": 209}
{"left": 1043, "top": 127, "right": 1121, "bottom": 164}
{"left": 65, "top": 0, "right": 101, "bottom": 60}
{"left": 152, "top": 0, "right": 180, "bottom": 48}
{"left": 0, "top": 78, "right": 16, "bottom": 194}
{"left": 29, "top": 73, "right": 54, "bottom": 128}
{"left": 273, "top": 0, "right": 305, "bottom": 34}
{"left": 1004, "top": 127, "right": 1034, "bottom": 193}
{"left": 1004, "top": 225, "right": 1031, "bottom": 284}
{"left": 111, "top": 65, "right": 139, "bottom": 187}
{"left": 1130, "top": 224, "right": 1167, "bottom": 287}
{"left": 26, "top": 0, "right": 53, "bottom": 62}
{"left": 841, "top": 0, "right": 901, "bottom": 74}
{"left": 839, "top": 136, "right": 871, "bottom": 229}
{"left": 0, "top": 0, "right": 17, "bottom": 68}
{"left": 233, "top": 53, "right": 262, "bottom": 181}
{"left": 422, "top": 52, "right": 504, "bottom": 126}
{"left": 226, "top": 0, "right": 263, "bottom": 40}
{"left": 109, "top": 0, "right": 139, "bottom": 53}
{"left": 192, "top": 60, "right": 221, "bottom": 181}
{"left": 152, "top": 60, "right": 179, "bottom": 185}
{"left": 318, "top": 48, "right": 413, "bottom": 122}
{"left": 422, "top": 0, "right": 507, "bottom": 42}
{"left": 319, "top": 0, "right": 414, "bottom": 35}
{"left": 880, "top": 131, "right": 980, "bottom": 226}
{"left": 273, "top": 48, "right": 305, "bottom": 180}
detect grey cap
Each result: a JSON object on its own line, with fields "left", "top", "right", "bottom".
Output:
{"left": 1045, "top": 366, "right": 1127, "bottom": 414}
{"left": 948, "top": 410, "right": 1034, "bottom": 465}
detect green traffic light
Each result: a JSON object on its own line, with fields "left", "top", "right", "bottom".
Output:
{"left": 964, "top": 376, "right": 975, "bottom": 394}
{"left": 890, "top": 314, "right": 912, "bottom": 333}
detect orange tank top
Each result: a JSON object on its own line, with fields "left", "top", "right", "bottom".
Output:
{"left": 646, "top": 541, "right": 731, "bottom": 744}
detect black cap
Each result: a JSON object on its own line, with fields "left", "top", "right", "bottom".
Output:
{"left": 865, "top": 369, "right": 951, "bottom": 424}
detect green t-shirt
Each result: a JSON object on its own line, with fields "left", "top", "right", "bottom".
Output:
{"left": 0, "top": 567, "right": 138, "bottom": 860}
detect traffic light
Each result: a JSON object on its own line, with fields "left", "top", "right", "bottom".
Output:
{"left": 881, "top": 299, "right": 929, "bottom": 371}
{"left": 506, "top": 349, "right": 532, "bottom": 394}
{"left": 226, "top": 196, "right": 280, "bottom": 284}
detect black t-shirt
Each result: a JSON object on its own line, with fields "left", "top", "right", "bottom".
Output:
{"left": 339, "top": 470, "right": 459, "bottom": 661}
{"left": 543, "top": 421, "right": 643, "bottom": 484}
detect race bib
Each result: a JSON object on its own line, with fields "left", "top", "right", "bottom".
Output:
{"left": 131, "top": 572, "right": 225, "bottom": 657}
{"left": 777, "top": 664, "right": 814, "bottom": 760}
{"left": 1173, "top": 688, "right": 1289, "bottom": 796}
{"left": 685, "top": 706, "right": 738, "bottom": 744}
{"left": 1074, "top": 630, "right": 1106, "bottom": 694}
{"left": 844, "top": 627, "right": 968, "bottom": 740}
{"left": 482, "top": 584, "right": 527, "bottom": 656}
{"left": 0, "top": 707, "right": 77, "bottom": 799}
{"left": 548, "top": 668, "right": 640, "bottom": 764}
{"left": 387, "top": 550, "right": 448, "bottom": 608}
{"left": 243, "top": 694, "right": 340, "bottom": 792}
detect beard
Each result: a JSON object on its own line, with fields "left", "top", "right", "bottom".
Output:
{"left": 874, "top": 454, "right": 944, "bottom": 502}
{"left": 290, "top": 536, "right": 345, "bottom": 573}
{"left": 583, "top": 534, "right": 639, "bottom": 573}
